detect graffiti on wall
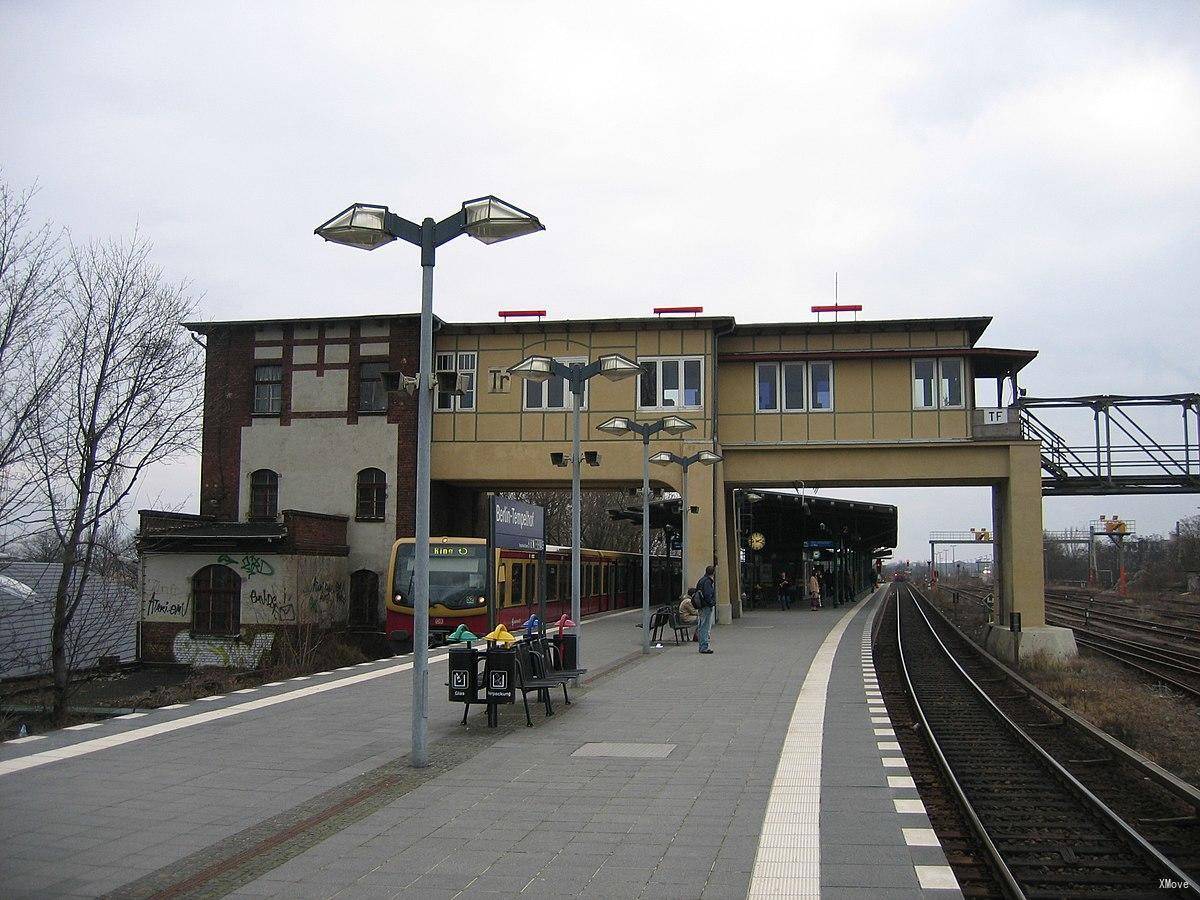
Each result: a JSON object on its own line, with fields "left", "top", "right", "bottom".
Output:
{"left": 171, "top": 631, "right": 275, "bottom": 668}
{"left": 247, "top": 587, "right": 297, "bottom": 623}
{"left": 217, "top": 553, "right": 275, "bottom": 578}
{"left": 143, "top": 591, "right": 189, "bottom": 619}
{"left": 302, "top": 576, "right": 347, "bottom": 624}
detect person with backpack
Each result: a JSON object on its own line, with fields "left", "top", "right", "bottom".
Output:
{"left": 693, "top": 565, "right": 717, "bottom": 654}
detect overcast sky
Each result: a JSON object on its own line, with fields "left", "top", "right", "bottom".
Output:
{"left": 3, "top": 2, "right": 1197, "bottom": 558}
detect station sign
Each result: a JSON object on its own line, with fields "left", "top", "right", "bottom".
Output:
{"left": 979, "top": 407, "right": 1010, "bottom": 425}
{"left": 804, "top": 540, "right": 836, "bottom": 549}
{"left": 491, "top": 497, "right": 545, "bottom": 551}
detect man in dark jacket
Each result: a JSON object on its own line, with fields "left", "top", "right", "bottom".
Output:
{"left": 694, "top": 565, "right": 717, "bottom": 654}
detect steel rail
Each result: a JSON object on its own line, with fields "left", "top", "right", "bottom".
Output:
{"left": 922, "top": 584, "right": 1200, "bottom": 818}
{"left": 900, "top": 584, "right": 1200, "bottom": 896}
{"left": 1068, "top": 635, "right": 1200, "bottom": 703}
{"left": 893, "top": 585, "right": 1024, "bottom": 898}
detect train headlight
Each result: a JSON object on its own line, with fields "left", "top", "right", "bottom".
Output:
{"left": 394, "top": 593, "right": 404, "bottom": 604}
{"left": 477, "top": 596, "right": 486, "bottom": 605}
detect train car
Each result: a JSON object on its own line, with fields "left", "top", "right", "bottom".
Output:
{"left": 386, "top": 537, "right": 681, "bottom": 649}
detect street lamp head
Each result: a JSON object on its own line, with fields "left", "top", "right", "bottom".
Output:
{"left": 659, "top": 416, "right": 696, "bottom": 435}
{"left": 314, "top": 203, "right": 396, "bottom": 250}
{"left": 596, "top": 354, "right": 641, "bottom": 381}
{"left": 462, "top": 196, "right": 545, "bottom": 245}
{"left": 649, "top": 451, "right": 676, "bottom": 466}
{"left": 596, "top": 416, "right": 632, "bottom": 436}
{"left": 696, "top": 450, "right": 723, "bottom": 465}
{"left": 509, "top": 355, "right": 555, "bottom": 383}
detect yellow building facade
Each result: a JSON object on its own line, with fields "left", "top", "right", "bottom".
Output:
{"left": 427, "top": 313, "right": 1068, "bottom": 657}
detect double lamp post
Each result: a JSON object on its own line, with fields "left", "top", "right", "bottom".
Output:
{"left": 315, "top": 195, "right": 545, "bottom": 768}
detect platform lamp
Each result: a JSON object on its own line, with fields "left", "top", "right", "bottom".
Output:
{"left": 315, "top": 196, "right": 543, "bottom": 769}
{"left": 649, "top": 450, "right": 722, "bottom": 598}
{"left": 509, "top": 354, "right": 641, "bottom": 675}
{"left": 596, "top": 415, "right": 696, "bottom": 653}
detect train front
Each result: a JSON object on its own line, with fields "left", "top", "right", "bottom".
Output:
{"left": 386, "top": 538, "right": 489, "bottom": 650}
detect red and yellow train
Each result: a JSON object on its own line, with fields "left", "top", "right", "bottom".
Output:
{"left": 386, "top": 537, "right": 680, "bottom": 649}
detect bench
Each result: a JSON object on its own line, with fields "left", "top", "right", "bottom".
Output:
{"left": 514, "top": 640, "right": 572, "bottom": 727}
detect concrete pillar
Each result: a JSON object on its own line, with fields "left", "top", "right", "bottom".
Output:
{"left": 714, "top": 474, "right": 734, "bottom": 624}
{"left": 985, "top": 443, "right": 1077, "bottom": 661}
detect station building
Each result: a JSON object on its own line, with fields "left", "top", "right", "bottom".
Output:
{"left": 138, "top": 310, "right": 1072, "bottom": 664}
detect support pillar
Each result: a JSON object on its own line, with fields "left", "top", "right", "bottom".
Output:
{"left": 986, "top": 443, "right": 1077, "bottom": 662}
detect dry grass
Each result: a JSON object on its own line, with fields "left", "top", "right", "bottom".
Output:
{"left": 1021, "top": 652, "right": 1200, "bottom": 787}
{"left": 931, "top": 588, "right": 1200, "bottom": 788}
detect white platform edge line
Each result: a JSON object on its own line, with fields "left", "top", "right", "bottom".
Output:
{"left": 0, "top": 650, "right": 453, "bottom": 777}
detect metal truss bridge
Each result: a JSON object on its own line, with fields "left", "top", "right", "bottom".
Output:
{"left": 1017, "top": 394, "right": 1200, "bottom": 496}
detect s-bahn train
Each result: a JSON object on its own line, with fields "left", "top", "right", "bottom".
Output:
{"left": 385, "top": 537, "right": 682, "bottom": 649}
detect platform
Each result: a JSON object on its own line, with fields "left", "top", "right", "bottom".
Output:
{"left": 0, "top": 595, "right": 960, "bottom": 898}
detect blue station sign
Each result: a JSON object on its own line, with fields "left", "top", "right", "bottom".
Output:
{"left": 491, "top": 497, "right": 545, "bottom": 552}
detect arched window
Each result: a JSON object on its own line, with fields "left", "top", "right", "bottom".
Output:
{"left": 192, "top": 565, "right": 241, "bottom": 636}
{"left": 249, "top": 469, "right": 278, "bottom": 520}
{"left": 356, "top": 468, "right": 386, "bottom": 521}
{"left": 349, "top": 569, "right": 380, "bottom": 628}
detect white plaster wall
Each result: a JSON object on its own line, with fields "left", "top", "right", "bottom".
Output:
{"left": 290, "top": 370, "right": 348, "bottom": 412}
{"left": 140, "top": 551, "right": 348, "bottom": 626}
{"left": 239, "top": 417, "right": 398, "bottom": 578}
{"left": 254, "top": 346, "right": 282, "bottom": 359}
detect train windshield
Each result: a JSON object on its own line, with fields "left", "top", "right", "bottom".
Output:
{"left": 393, "top": 544, "right": 488, "bottom": 610}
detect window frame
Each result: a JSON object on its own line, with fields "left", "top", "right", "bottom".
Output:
{"left": 637, "top": 356, "right": 705, "bottom": 411}
{"left": 434, "top": 351, "right": 477, "bottom": 412}
{"left": 755, "top": 363, "right": 779, "bottom": 412}
{"left": 248, "top": 469, "right": 279, "bottom": 521}
{"left": 757, "top": 361, "right": 832, "bottom": 412}
{"left": 355, "top": 468, "right": 387, "bottom": 521}
{"left": 912, "top": 358, "right": 939, "bottom": 410}
{"left": 357, "top": 361, "right": 388, "bottom": 413}
{"left": 252, "top": 364, "right": 282, "bottom": 416}
{"left": 807, "top": 360, "right": 834, "bottom": 413}
{"left": 522, "top": 356, "right": 589, "bottom": 411}
{"left": 938, "top": 357, "right": 965, "bottom": 410}
{"left": 191, "top": 564, "right": 241, "bottom": 637}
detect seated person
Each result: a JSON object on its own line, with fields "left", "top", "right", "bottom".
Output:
{"left": 678, "top": 593, "right": 699, "bottom": 626}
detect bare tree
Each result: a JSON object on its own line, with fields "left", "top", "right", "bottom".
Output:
{"left": 30, "top": 234, "right": 204, "bottom": 720}
{"left": 0, "top": 180, "right": 66, "bottom": 547}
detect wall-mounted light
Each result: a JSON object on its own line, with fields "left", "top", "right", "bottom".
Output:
{"left": 583, "top": 451, "right": 601, "bottom": 467}
{"left": 549, "top": 452, "right": 568, "bottom": 467}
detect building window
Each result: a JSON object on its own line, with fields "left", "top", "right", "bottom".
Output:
{"left": 192, "top": 564, "right": 240, "bottom": 636}
{"left": 249, "top": 469, "right": 278, "bottom": 520}
{"left": 809, "top": 361, "right": 833, "bottom": 411}
{"left": 349, "top": 569, "right": 379, "bottom": 627}
{"left": 358, "top": 361, "right": 388, "bottom": 412}
{"left": 913, "top": 359, "right": 938, "bottom": 409}
{"left": 435, "top": 352, "right": 477, "bottom": 412}
{"left": 510, "top": 561, "right": 524, "bottom": 607}
{"left": 253, "top": 365, "right": 282, "bottom": 415}
{"left": 940, "top": 358, "right": 964, "bottom": 408}
{"left": 355, "top": 468, "right": 386, "bottom": 520}
{"left": 759, "top": 361, "right": 826, "bottom": 411}
{"left": 524, "top": 356, "right": 587, "bottom": 411}
{"left": 756, "top": 363, "right": 778, "bottom": 412}
{"left": 638, "top": 357, "right": 703, "bottom": 410}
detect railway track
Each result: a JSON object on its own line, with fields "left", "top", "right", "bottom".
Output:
{"left": 946, "top": 584, "right": 1200, "bottom": 702}
{"left": 889, "top": 584, "right": 1200, "bottom": 898}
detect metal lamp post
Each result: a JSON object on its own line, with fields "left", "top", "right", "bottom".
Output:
{"left": 649, "top": 450, "right": 722, "bottom": 597}
{"left": 315, "top": 196, "right": 543, "bottom": 768}
{"left": 595, "top": 415, "right": 696, "bottom": 653}
{"left": 508, "top": 355, "right": 641, "bottom": 673}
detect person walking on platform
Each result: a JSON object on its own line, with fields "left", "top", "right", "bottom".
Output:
{"left": 694, "top": 565, "right": 717, "bottom": 654}
{"left": 808, "top": 571, "right": 822, "bottom": 610}
{"left": 777, "top": 572, "right": 792, "bottom": 610}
